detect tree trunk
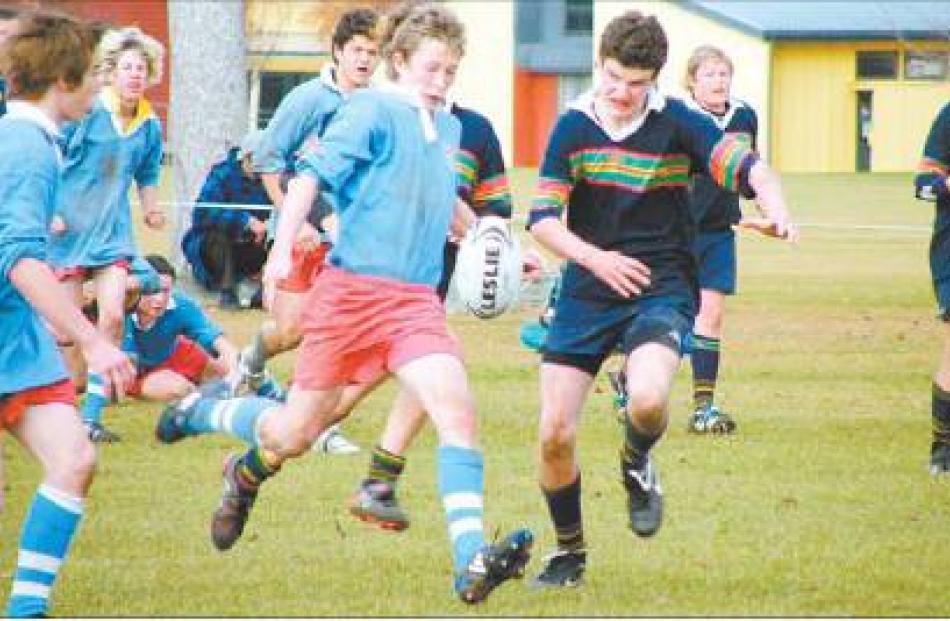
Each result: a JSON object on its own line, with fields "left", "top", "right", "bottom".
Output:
{"left": 167, "top": 0, "right": 247, "bottom": 264}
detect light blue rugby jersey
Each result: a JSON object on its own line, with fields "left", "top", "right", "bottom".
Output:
{"left": 0, "top": 104, "right": 70, "bottom": 394}
{"left": 297, "top": 87, "right": 461, "bottom": 288}
{"left": 255, "top": 65, "right": 345, "bottom": 240}
{"left": 254, "top": 65, "right": 344, "bottom": 176}
{"left": 49, "top": 89, "right": 163, "bottom": 269}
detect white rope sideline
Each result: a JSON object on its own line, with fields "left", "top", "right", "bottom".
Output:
{"left": 161, "top": 202, "right": 933, "bottom": 235}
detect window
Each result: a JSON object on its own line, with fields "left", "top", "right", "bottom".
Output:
{"left": 564, "top": 0, "right": 592, "bottom": 36}
{"left": 855, "top": 51, "right": 898, "bottom": 80}
{"left": 517, "top": 1, "right": 542, "bottom": 44}
{"left": 904, "top": 51, "right": 949, "bottom": 80}
{"left": 257, "top": 71, "right": 318, "bottom": 127}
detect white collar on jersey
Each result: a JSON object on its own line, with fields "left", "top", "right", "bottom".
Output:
{"left": 319, "top": 64, "right": 344, "bottom": 96}
{"left": 684, "top": 95, "right": 745, "bottom": 130}
{"left": 569, "top": 87, "right": 666, "bottom": 142}
{"left": 376, "top": 79, "right": 439, "bottom": 143}
{"left": 4, "top": 101, "right": 63, "bottom": 140}
{"left": 5, "top": 101, "right": 65, "bottom": 166}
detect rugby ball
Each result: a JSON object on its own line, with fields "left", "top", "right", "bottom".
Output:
{"left": 454, "top": 216, "right": 522, "bottom": 319}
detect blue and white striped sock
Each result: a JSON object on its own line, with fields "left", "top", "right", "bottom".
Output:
{"left": 6, "top": 484, "right": 84, "bottom": 618}
{"left": 437, "top": 445, "right": 485, "bottom": 574}
{"left": 80, "top": 373, "right": 110, "bottom": 425}
{"left": 183, "top": 395, "right": 278, "bottom": 446}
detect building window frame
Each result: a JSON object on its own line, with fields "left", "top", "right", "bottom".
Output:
{"left": 855, "top": 50, "right": 899, "bottom": 80}
{"left": 904, "top": 50, "right": 950, "bottom": 81}
{"left": 563, "top": 0, "right": 593, "bottom": 36}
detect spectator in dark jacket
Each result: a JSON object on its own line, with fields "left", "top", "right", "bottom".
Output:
{"left": 182, "top": 130, "right": 272, "bottom": 309}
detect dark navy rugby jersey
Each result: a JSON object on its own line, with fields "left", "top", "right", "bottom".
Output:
{"left": 688, "top": 99, "right": 758, "bottom": 232}
{"left": 915, "top": 101, "right": 950, "bottom": 283}
{"left": 528, "top": 94, "right": 758, "bottom": 302}
{"left": 452, "top": 103, "right": 513, "bottom": 218}
{"left": 0, "top": 76, "right": 6, "bottom": 117}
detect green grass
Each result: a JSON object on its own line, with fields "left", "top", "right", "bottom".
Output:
{"left": 2, "top": 170, "right": 947, "bottom": 616}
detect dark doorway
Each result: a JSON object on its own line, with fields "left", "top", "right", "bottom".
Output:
{"left": 856, "top": 90, "right": 872, "bottom": 172}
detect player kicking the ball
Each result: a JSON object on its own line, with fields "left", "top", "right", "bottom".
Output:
{"left": 201, "top": 2, "right": 532, "bottom": 604}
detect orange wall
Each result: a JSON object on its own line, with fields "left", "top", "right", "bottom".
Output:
{"left": 44, "top": 0, "right": 171, "bottom": 136}
{"left": 514, "top": 67, "right": 559, "bottom": 168}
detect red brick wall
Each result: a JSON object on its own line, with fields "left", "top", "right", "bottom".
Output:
{"left": 43, "top": 0, "right": 171, "bottom": 136}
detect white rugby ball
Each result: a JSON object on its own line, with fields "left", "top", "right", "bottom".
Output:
{"left": 454, "top": 216, "right": 522, "bottom": 319}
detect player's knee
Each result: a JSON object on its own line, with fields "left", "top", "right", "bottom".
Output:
{"left": 260, "top": 416, "right": 312, "bottom": 457}
{"left": 626, "top": 385, "right": 667, "bottom": 421}
{"left": 48, "top": 437, "right": 97, "bottom": 494}
{"left": 539, "top": 415, "right": 577, "bottom": 463}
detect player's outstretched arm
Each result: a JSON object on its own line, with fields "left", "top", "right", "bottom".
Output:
{"left": 737, "top": 161, "right": 798, "bottom": 242}
{"left": 529, "top": 218, "right": 650, "bottom": 299}
{"left": 9, "top": 258, "right": 135, "bottom": 396}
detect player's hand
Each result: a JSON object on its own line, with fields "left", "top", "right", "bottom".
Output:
{"left": 248, "top": 218, "right": 268, "bottom": 244}
{"left": 450, "top": 199, "right": 476, "bottom": 241}
{"left": 582, "top": 248, "right": 651, "bottom": 298}
{"left": 522, "top": 248, "right": 545, "bottom": 283}
{"left": 736, "top": 216, "right": 799, "bottom": 243}
{"left": 80, "top": 336, "right": 135, "bottom": 402}
{"left": 262, "top": 250, "right": 292, "bottom": 312}
{"left": 144, "top": 208, "right": 166, "bottom": 229}
{"left": 49, "top": 215, "right": 67, "bottom": 235}
{"left": 293, "top": 222, "right": 320, "bottom": 253}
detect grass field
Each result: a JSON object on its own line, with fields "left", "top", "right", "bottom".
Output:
{"left": 2, "top": 170, "right": 947, "bottom": 616}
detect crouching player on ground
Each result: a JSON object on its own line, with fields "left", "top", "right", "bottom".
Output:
{"left": 190, "top": 3, "right": 533, "bottom": 604}
{"left": 526, "top": 11, "right": 795, "bottom": 588}
{"left": 80, "top": 255, "right": 251, "bottom": 438}
{"left": 0, "top": 14, "right": 135, "bottom": 617}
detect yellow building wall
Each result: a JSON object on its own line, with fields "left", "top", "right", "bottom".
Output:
{"left": 594, "top": 1, "right": 773, "bottom": 158}
{"left": 244, "top": 1, "right": 515, "bottom": 164}
{"left": 445, "top": 1, "right": 515, "bottom": 166}
{"left": 771, "top": 41, "right": 949, "bottom": 173}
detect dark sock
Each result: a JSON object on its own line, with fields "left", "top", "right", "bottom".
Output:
{"left": 366, "top": 445, "right": 406, "bottom": 486}
{"left": 237, "top": 447, "right": 280, "bottom": 488}
{"left": 621, "top": 417, "right": 662, "bottom": 470}
{"left": 691, "top": 335, "right": 721, "bottom": 409}
{"left": 933, "top": 383, "right": 950, "bottom": 445}
{"left": 542, "top": 474, "right": 584, "bottom": 553}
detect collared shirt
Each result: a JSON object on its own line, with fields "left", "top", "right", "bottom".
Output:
{"left": 529, "top": 94, "right": 758, "bottom": 303}
{"left": 49, "top": 87, "right": 163, "bottom": 269}
{"left": 0, "top": 102, "right": 70, "bottom": 394}
{"left": 568, "top": 88, "right": 667, "bottom": 143}
{"left": 298, "top": 87, "right": 461, "bottom": 287}
{"left": 684, "top": 96, "right": 759, "bottom": 231}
